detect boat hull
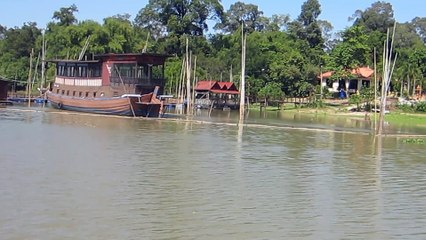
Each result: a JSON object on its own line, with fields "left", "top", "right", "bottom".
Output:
{"left": 47, "top": 92, "right": 161, "bottom": 117}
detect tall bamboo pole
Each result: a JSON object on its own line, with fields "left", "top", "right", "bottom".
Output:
{"left": 377, "top": 23, "right": 397, "bottom": 136}
{"left": 374, "top": 47, "right": 377, "bottom": 132}
{"left": 185, "top": 38, "right": 192, "bottom": 115}
{"left": 192, "top": 55, "right": 197, "bottom": 115}
{"left": 27, "top": 49, "right": 34, "bottom": 107}
{"left": 239, "top": 24, "right": 246, "bottom": 122}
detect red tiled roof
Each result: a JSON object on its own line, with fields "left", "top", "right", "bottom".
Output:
{"left": 194, "top": 80, "right": 217, "bottom": 91}
{"left": 318, "top": 67, "right": 374, "bottom": 79}
{"left": 195, "top": 80, "right": 239, "bottom": 94}
{"left": 351, "top": 67, "right": 374, "bottom": 78}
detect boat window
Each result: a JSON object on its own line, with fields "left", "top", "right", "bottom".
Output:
{"left": 88, "top": 64, "right": 101, "bottom": 77}
{"left": 67, "top": 66, "right": 75, "bottom": 77}
{"left": 77, "top": 65, "right": 87, "bottom": 77}
{"left": 112, "top": 63, "right": 136, "bottom": 78}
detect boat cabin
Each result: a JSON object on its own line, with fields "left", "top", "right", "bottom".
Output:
{"left": 49, "top": 53, "right": 169, "bottom": 98}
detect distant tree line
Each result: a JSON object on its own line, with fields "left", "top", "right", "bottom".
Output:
{"left": 0, "top": 0, "right": 425, "bottom": 101}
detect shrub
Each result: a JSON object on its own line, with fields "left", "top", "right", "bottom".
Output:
{"left": 415, "top": 102, "right": 426, "bottom": 112}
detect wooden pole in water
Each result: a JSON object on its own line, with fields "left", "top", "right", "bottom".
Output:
{"left": 192, "top": 55, "right": 197, "bottom": 115}
{"left": 186, "top": 38, "right": 192, "bottom": 115}
{"left": 239, "top": 24, "right": 246, "bottom": 122}
{"left": 374, "top": 47, "right": 377, "bottom": 133}
{"left": 41, "top": 31, "right": 47, "bottom": 108}
{"left": 27, "top": 49, "right": 34, "bottom": 108}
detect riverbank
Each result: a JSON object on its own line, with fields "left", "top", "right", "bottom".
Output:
{"left": 248, "top": 101, "right": 426, "bottom": 127}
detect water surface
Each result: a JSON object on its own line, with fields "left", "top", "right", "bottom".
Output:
{"left": 1, "top": 106, "right": 425, "bottom": 239}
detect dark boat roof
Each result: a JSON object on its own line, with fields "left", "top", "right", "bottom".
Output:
{"left": 47, "top": 59, "right": 100, "bottom": 63}
{"left": 47, "top": 52, "right": 172, "bottom": 64}
{"left": 95, "top": 53, "right": 171, "bottom": 58}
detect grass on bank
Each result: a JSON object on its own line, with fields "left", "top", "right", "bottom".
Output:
{"left": 247, "top": 102, "right": 426, "bottom": 126}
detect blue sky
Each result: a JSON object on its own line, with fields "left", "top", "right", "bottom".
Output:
{"left": 1, "top": 0, "right": 425, "bottom": 33}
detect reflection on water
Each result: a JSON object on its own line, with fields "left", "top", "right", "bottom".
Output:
{"left": 1, "top": 106, "right": 426, "bottom": 239}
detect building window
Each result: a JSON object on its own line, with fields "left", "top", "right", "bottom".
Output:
{"left": 113, "top": 91, "right": 119, "bottom": 97}
{"left": 93, "top": 92, "right": 97, "bottom": 98}
{"left": 73, "top": 91, "right": 76, "bottom": 96}
{"left": 79, "top": 92, "right": 82, "bottom": 97}
{"left": 85, "top": 92, "right": 89, "bottom": 98}
{"left": 56, "top": 89, "right": 59, "bottom": 94}
{"left": 61, "top": 90, "right": 65, "bottom": 95}
{"left": 66, "top": 90, "right": 69, "bottom": 96}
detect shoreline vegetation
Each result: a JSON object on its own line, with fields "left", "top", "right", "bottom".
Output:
{"left": 248, "top": 99, "right": 426, "bottom": 127}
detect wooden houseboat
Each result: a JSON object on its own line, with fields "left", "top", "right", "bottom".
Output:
{"left": 47, "top": 53, "right": 169, "bottom": 117}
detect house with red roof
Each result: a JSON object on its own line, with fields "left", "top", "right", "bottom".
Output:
{"left": 319, "top": 67, "right": 374, "bottom": 96}
{"left": 194, "top": 80, "right": 239, "bottom": 109}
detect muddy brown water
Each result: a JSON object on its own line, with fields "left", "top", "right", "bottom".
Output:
{"left": 1, "top": 105, "right": 425, "bottom": 239}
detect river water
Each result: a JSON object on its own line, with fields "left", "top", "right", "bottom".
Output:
{"left": 1, "top": 105, "right": 425, "bottom": 239}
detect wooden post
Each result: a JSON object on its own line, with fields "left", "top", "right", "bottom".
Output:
{"left": 186, "top": 38, "right": 192, "bottom": 115}
{"left": 27, "top": 49, "right": 34, "bottom": 107}
{"left": 192, "top": 55, "right": 197, "bottom": 115}
{"left": 239, "top": 24, "right": 246, "bottom": 122}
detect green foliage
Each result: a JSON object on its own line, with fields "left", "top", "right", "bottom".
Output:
{"left": 348, "top": 87, "right": 374, "bottom": 111}
{"left": 402, "top": 138, "right": 425, "bottom": 144}
{"left": 327, "top": 25, "right": 370, "bottom": 71}
{"left": 257, "top": 82, "right": 283, "bottom": 104}
{"left": 134, "top": 0, "right": 224, "bottom": 38}
{"left": 352, "top": 1, "right": 395, "bottom": 33}
{"left": 215, "top": 2, "right": 267, "bottom": 33}
{"left": 52, "top": 4, "right": 78, "bottom": 26}
{"left": 349, "top": 94, "right": 362, "bottom": 111}
{"left": 415, "top": 102, "right": 426, "bottom": 112}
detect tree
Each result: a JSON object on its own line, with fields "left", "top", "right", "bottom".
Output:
{"left": 289, "top": 0, "right": 323, "bottom": 49}
{"left": 411, "top": 17, "right": 426, "bottom": 44}
{"left": 288, "top": 0, "right": 324, "bottom": 65}
{"left": 215, "top": 1, "right": 268, "bottom": 33}
{"left": 327, "top": 25, "right": 370, "bottom": 73}
{"left": 351, "top": 1, "right": 395, "bottom": 33}
{"left": 317, "top": 20, "right": 335, "bottom": 51}
{"left": 264, "top": 14, "right": 290, "bottom": 32}
{"left": 258, "top": 82, "right": 283, "bottom": 106}
{"left": 0, "top": 24, "right": 6, "bottom": 40}
{"left": 0, "top": 22, "right": 41, "bottom": 81}
{"left": 134, "top": 0, "right": 224, "bottom": 37}
{"left": 103, "top": 16, "right": 135, "bottom": 53}
{"left": 52, "top": 4, "right": 79, "bottom": 26}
